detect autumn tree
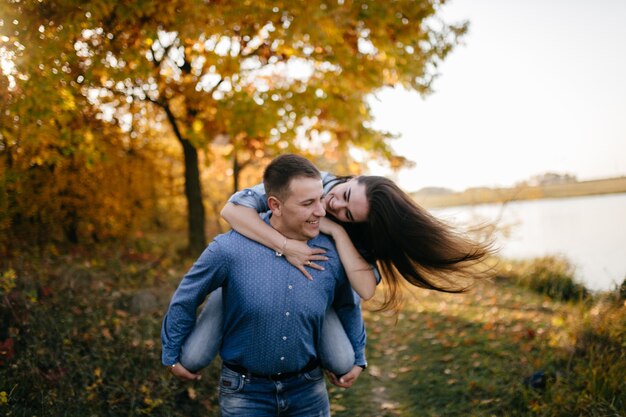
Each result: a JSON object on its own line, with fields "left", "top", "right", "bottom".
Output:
{"left": 1, "top": 0, "right": 466, "bottom": 254}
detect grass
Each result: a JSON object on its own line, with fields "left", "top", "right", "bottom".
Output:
{"left": 330, "top": 281, "right": 570, "bottom": 416}
{"left": 1, "top": 238, "right": 624, "bottom": 416}
{"left": 496, "top": 256, "right": 589, "bottom": 302}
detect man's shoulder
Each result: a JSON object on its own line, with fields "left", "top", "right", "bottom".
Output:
{"left": 311, "top": 234, "right": 344, "bottom": 272}
{"left": 211, "top": 229, "right": 265, "bottom": 254}
{"left": 312, "top": 232, "right": 336, "bottom": 250}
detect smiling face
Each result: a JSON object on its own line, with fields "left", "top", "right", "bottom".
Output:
{"left": 324, "top": 177, "right": 369, "bottom": 223}
{"left": 269, "top": 176, "right": 326, "bottom": 241}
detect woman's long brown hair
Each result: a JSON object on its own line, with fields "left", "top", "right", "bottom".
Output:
{"left": 342, "top": 176, "right": 495, "bottom": 311}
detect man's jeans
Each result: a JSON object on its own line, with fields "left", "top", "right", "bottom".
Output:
{"left": 218, "top": 365, "right": 330, "bottom": 417}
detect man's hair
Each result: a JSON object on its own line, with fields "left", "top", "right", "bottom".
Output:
{"left": 263, "top": 154, "right": 321, "bottom": 201}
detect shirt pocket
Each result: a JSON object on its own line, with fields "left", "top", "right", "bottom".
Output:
{"left": 302, "top": 366, "right": 324, "bottom": 382}
{"left": 219, "top": 367, "right": 245, "bottom": 394}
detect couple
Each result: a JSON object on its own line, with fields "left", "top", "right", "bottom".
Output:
{"left": 162, "top": 154, "right": 492, "bottom": 415}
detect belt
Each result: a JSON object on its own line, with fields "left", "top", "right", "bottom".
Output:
{"left": 223, "top": 360, "right": 319, "bottom": 381}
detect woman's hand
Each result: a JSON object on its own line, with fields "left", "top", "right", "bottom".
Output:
{"left": 319, "top": 216, "right": 341, "bottom": 237}
{"left": 284, "top": 239, "right": 328, "bottom": 281}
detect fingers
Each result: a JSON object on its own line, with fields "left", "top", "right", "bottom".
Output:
{"left": 332, "top": 377, "right": 353, "bottom": 388}
{"left": 170, "top": 363, "right": 202, "bottom": 381}
{"left": 335, "top": 366, "right": 362, "bottom": 388}
{"left": 325, "top": 369, "right": 357, "bottom": 388}
{"left": 286, "top": 250, "right": 328, "bottom": 280}
{"left": 304, "top": 255, "right": 328, "bottom": 271}
{"left": 305, "top": 261, "right": 325, "bottom": 271}
{"left": 325, "top": 371, "right": 343, "bottom": 387}
{"left": 298, "top": 267, "right": 314, "bottom": 281}
{"left": 338, "top": 374, "right": 356, "bottom": 387}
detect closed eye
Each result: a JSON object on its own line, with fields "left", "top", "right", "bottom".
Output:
{"left": 345, "top": 188, "right": 354, "bottom": 222}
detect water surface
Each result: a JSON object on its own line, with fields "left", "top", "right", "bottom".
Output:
{"left": 431, "top": 193, "right": 626, "bottom": 291}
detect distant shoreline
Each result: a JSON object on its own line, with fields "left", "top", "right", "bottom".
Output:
{"left": 413, "top": 176, "right": 626, "bottom": 208}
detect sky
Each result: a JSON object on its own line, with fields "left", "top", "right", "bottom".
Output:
{"left": 367, "top": 0, "right": 626, "bottom": 193}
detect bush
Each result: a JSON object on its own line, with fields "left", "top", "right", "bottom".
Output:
{"left": 535, "top": 293, "right": 626, "bottom": 416}
{"left": 499, "top": 256, "right": 589, "bottom": 302}
{"left": 0, "top": 245, "right": 220, "bottom": 416}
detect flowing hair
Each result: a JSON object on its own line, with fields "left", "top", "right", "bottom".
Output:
{"left": 342, "top": 176, "right": 495, "bottom": 311}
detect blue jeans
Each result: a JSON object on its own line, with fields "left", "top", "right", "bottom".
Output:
{"left": 218, "top": 365, "right": 330, "bottom": 417}
{"left": 180, "top": 288, "right": 355, "bottom": 376}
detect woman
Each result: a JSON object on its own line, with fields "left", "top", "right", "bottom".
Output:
{"left": 176, "top": 171, "right": 493, "bottom": 383}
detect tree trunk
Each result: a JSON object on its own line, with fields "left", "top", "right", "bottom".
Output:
{"left": 233, "top": 152, "right": 240, "bottom": 193}
{"left": 160, "top": 102, "right": 207, "bottom": 255}
{"left": 180, "top": 138, "right": 206, "bottom": 254}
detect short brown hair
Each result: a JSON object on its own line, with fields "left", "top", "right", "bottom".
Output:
{"left": 263, "top": 154, "right": 321, "bottom": 201}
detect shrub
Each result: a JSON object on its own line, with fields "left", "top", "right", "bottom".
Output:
{"left": 499, "top": 256, "right": 588, "bottom": 302}
{"left": 537, "top": 293, "right": 626, "bottom": 416}
{"left": 0, "top": 245, "right": 219, "bottom": 416}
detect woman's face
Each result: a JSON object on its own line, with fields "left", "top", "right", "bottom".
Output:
{"left": 324, "top": 178, "right": 369, "bottom": 223}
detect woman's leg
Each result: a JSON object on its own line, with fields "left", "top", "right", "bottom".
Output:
{"left": 319, "top": 307, "right": 355, "bottom": 376}
{"left": 179, "top": 288, "right": 223, "bottom": 372}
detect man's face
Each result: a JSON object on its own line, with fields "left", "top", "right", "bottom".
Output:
{"left": 272, "top": 176, "right": 326, "bottom": 241}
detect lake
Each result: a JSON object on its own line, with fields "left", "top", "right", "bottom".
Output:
{"left": 430, "top": 193, "right": 626, "bottom": 291}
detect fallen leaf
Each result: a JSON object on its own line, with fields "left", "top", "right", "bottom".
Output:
{"left": 380, "top": 402, "right": 397, "bottom": 410}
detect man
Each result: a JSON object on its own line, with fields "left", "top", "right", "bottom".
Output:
{"left": 161, "top": 154, "right": 367, "bottom": 416}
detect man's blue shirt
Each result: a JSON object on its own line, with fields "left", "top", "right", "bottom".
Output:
{"left": 161, "top": 214, "right": 367, "bottom": 374}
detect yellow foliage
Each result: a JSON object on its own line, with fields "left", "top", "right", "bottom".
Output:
{"left": 1, "top": 0, "right": 466, "bottom": 250}
{"left": 0, "top": 269, "right": 17, "bottom": 295}
{"left": 60, "top": 89, "right": 76, "bottom": 111}
{"left": 192, "top": 119, "right": 204, "bottom": 133}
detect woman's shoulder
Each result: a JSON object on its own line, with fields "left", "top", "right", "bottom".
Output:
{"left": 321, "top": 172, "right": 339, "bottom": 195}
{"left": 321, "top": 171, "right": 336, "bottom": 183}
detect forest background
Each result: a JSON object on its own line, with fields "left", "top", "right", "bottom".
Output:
{"left": 1, "top": 1, "right": 624, "bottom": 416}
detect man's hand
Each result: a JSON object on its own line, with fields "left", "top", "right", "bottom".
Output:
{"left": 326, "top": 365, "right": 363, "bottom": 388}
{"left": 169, "top": 363, "right": 202, "bottom": 381}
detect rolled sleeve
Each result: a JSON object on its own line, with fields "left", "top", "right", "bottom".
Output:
{"left": 227, "top": 183, "right": 269, "bottom": 212}
{"left": 372, "top": 263, "right": 382, "bottom": 285}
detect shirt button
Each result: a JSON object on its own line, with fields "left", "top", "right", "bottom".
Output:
{"left": 285, "top": 312, "right": 290, "bottom": 316}
{"left": 282, "top": 336, "right": 287, "bottom": 340}
{"left": 288, "top": 285, "right": 293, "bottom": 289}
{"left": 280, "top": 357, "right": 285, "bottom": 361}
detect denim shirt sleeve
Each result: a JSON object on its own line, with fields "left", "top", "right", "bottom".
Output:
{"left": 161, "top": 240, "right": 229, "bottom": 366}
{"left": 227, "top": 182, "right": 269, "bottom": 212}
{"left": 331, "top": 271, "right": 367, "bottom": 367}
{"left": 372, "top": 264, "right": 382, "bottom": 285}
